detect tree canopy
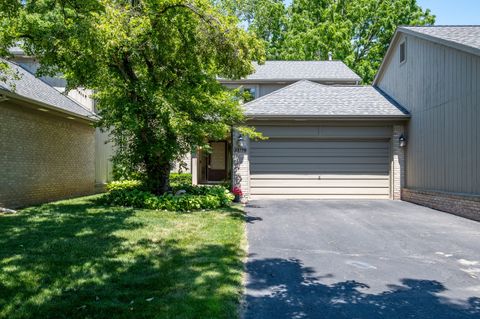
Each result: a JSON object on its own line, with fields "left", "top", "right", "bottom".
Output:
{"left": 0, "top": 0, "right": 265, "bottom": 194}
{"left": 222, "top": 0, "right": 435, "bottom": 83}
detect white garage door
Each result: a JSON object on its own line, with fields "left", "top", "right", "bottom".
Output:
{"left": 250, "top": 139, "right": 391, "bottom": 199}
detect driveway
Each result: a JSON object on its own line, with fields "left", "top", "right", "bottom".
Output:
{"left": 244, "top": 200, "right": 480, "bottom": 319}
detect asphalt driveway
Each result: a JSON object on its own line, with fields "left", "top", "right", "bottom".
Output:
{"left": 244, "top": 200, "right": 480, "bottom": 319}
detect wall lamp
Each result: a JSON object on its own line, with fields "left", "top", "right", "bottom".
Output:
{"left": 399, "top": 134, "right": 407, "bottom": 148}
{"left": 237, "top": 134, "right": 247, "bottom": 149}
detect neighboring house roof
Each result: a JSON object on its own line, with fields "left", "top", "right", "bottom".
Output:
{"left": 374, "top": 25, "right": 480, "bottom": 84}
{"left": 0, "top": 59, "right": 96, "bottom": 120}
{"left": 220, "top": 61, "right": 362, "bottom": 83}
{"left": 243, "top": 80, "right": 409, "bottom": 118}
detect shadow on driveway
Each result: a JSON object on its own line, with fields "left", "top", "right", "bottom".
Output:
{"left": 245, "top": 257, "right": 480, "bottom": 319}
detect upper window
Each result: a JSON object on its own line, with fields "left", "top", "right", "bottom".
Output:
{"left": 399, "top": 41, "right": 406, "bottom": 64}
{"left": 242, "top": 87, "right": 257, "bottom": 102}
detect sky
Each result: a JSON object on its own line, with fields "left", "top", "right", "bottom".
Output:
{"left": 418, "top": 0, "right": 480, "bottom": 25}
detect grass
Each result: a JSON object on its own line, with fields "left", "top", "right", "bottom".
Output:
{"left": 0, "top": 195, "right": 246, "bottom": 319}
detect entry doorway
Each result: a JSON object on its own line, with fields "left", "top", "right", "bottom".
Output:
{"left": 198, "top": 140, "right": 231, "bottom": 184}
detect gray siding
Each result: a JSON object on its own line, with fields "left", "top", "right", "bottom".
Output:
{"left": 259, "top": 84, "right": 287, "bottom": 96}
{"left": 377, "top": 33, "right": 480, "bottom": 194}
{"left": 249, "top": 125, "right": 392, "bottom": 199}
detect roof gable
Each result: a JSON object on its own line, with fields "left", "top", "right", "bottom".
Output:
{"left": 0, "top": 60, "right": 96, "bottom": 120}
{"left": 243, "top": 80, "right": 408, "bottom": 117}
{"left": 400, "top": 26, "right": 480, "bottom": 56}
{"left": 221, "top": 61, "right": 361, "bottom": 83}
{"left": 374, "top": 26, "right": 480, "bottom": 85}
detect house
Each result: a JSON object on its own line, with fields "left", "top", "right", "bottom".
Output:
{"left": 374, "top": 26, "right": 480, "bottom": 220}
{"left": 192, "top": 61, "right": 410, "bottom": 201}
{"left": 8, "top": 48, "right": 115, "bottom": 186}
{"left": 0, "top": 59, "right": 100, "bottom": 208}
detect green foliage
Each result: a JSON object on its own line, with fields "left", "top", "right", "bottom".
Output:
{"left": 106, "top": 179, "right": 142, "bottom": 192}
{"left": 221, "top": 0, "right": 435, "bottom": 83}
{"left": 101, "top": 182, "right": 234, "bottom": 212}
{"left": 170, "top": 173, "right": 193, "bottom": 187}
{"left": 0, "top": 195, "right": 245, "bottom": 318}
{"left": 0, "top": 0, "right": 265, "bottom": 194}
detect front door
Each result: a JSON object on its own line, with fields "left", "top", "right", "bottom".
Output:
{"left": 207, "top": 141, "right": 227, "bottom": 181}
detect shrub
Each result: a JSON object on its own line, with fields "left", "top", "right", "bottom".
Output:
{"left": 106, "top": 180, "right": 142, "bottom": 192}
{"left": 170, "top": 173, "right": 192, "bottom": 187}
{"left": 100, "top": 183, "right": 234, "bottom": 212}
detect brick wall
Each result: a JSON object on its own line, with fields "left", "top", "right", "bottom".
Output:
{"left": 232, "top": 130, "right": 250, "bottom": 201}
{"left": 402, "top": 188, "right": 480, "bottom": 222}
{"left": 391, "top": 125, "right": 406, "bottom": 200}
{"left": 0, "top": 101, "right": 96, "bottom": 208}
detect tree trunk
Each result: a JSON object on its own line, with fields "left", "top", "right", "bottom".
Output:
{"left": 145, "top": 157, "right": 171, "bottom": 195}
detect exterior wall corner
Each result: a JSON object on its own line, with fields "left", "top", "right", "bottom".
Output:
{"left": 232, "top": 130, "right": 250, "bottom": 201}
{"left": 392, "top": 125, "right": 406, "bottom": 200}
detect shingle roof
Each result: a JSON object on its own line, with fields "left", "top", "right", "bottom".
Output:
{"left": 0, "top": 60, "right": 96, "bottom": 119}
{"left": 243, "top": 80, "right": 408, "bottom": 117}
{"left": 222, "top": 61, "right": 361, "bottom": 82}
{"left": 399, "top": 26, "right": 480, "bottom": 56}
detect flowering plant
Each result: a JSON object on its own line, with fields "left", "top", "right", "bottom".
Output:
{"left": 232, "top": 186, "right": 243, "bottom": 196}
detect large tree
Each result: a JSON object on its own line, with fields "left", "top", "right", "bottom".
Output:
{"left": 226, "top": 0, "right": 435, "bottom": 83}
{"left": 0, "top": 0, "right": 264, "bottom": 194}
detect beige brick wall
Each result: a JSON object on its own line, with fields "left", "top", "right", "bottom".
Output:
{"left": 232, "top": 130, "right": 250, "bottom": 201}
{"left": 392, "top": 125, "right": 406, "bottom": 200}
{"left": 402, "top": 188, "right": 480, "bottom": 222}
{"left": 0, "top": 101, "right": 96, "bottom": 208}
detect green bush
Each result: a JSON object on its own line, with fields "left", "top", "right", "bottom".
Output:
{"left": 100, "top": 183, "right": 234, "bottom": 212}
{"left": 170, "top": 173, "right": 192, "bottom": 187}
{"left": 106, "top": 180, "right": 142, "bottom": 192}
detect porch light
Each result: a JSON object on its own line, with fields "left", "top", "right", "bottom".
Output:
{"left": 399, "top": 134, "right": 407, "bottom": 148}
{"left": 237, "top": 134, "right": 247, "bottom": 149}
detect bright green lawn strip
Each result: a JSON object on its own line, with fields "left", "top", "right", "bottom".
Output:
{"left": 0, "top": 195, "right": 245, "bottom": 319}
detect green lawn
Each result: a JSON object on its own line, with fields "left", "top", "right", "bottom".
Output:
{"left": 0, "top": 195, "right": 246, "bottom": 319}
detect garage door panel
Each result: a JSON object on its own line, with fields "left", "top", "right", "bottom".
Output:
{"left": 251, "top": 174, "right": 389, "bottom": 180}
{"left": 251, "top": 194, "right": 389, "bottom": 199}
{"left": 251, "top": 148, "right": 390, "bottom": 157}
{"left": 249, "top": 136, "right": 391, "bottom": 199}
{"left": 250, "top": 156, "right": 389, "bottom": 164}
{"left": 251, "top": 164, "right": 390, "bottom": 172}
{"left": 250, "top": 141, "right": 390, "bottom": 149}
{"left": 251, "top": 187, "right": 390, "bottom": 195}
{"left": 250, "top": 179, "right": 390, "bottom": 188}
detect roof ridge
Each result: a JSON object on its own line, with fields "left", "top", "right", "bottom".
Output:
{"left": 400, "top": 25, "right": 480, "bottom": 28}
{"left": 259, "top": 60, "right": 344, "bottom": 62}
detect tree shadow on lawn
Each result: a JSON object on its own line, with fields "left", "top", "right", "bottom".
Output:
{"left": 245, "top": 258, "right": 480, "bottom": 319}
{"left": 0, "top": 198, "right": 245, "bottom": 319}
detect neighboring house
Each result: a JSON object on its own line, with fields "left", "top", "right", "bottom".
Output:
{"left": 374, "top": 26, "right": 480, "bottom": 220}
{"left": 0, "top": 60, "right": 99, "bottom": 208}
{"left": 192, "top": 61, "right": 410, "bottom": 201}
{"left": 8, "top": 49, "right": 115, "bottom": 186}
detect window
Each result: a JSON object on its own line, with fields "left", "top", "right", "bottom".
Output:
{"left": 399, "top": 41, "right": 406, "bottom": 64}
{"left": 242, "top": 86, "right": 257, "bottom": 102}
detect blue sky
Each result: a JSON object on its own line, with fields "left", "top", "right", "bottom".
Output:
{"left": 281, "top": 0, "right": 480, "bottom": 25}
{"left": 418, "top": 0, "right": 480, "bottom": 25}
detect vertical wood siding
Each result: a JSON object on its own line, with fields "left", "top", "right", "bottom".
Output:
{"left": 377, "top": 34, "right": 480, "bottom": 194}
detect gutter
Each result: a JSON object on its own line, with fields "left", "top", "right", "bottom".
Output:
{"left": 219, "top": 77, "right": 362, "bottom": 84}
{"left": 245, "top": 114, "right": 411, "bottom": 121}
{"left": 0, "top": 89, "right": 99, "bottom": 123}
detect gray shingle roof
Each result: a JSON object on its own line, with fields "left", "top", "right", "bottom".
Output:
{"left": 243, "top": 80, "right": 408, "bottom": 117}
{"left": 400, "top": 26, "right": 480, "bottom": 56}
{"left": 0, "top": 60, "right": 95, "bottom": 119}
{"left": 223, "top": 61, "right": 361, "bottom": 82}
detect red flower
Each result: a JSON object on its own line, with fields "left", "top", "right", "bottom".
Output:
{"left": 232, "top": 187, "right": 243, "bottom": 196}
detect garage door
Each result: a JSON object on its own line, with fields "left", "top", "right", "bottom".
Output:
{"left": 250, "top": 139, "right": 391, "bottom": 199}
